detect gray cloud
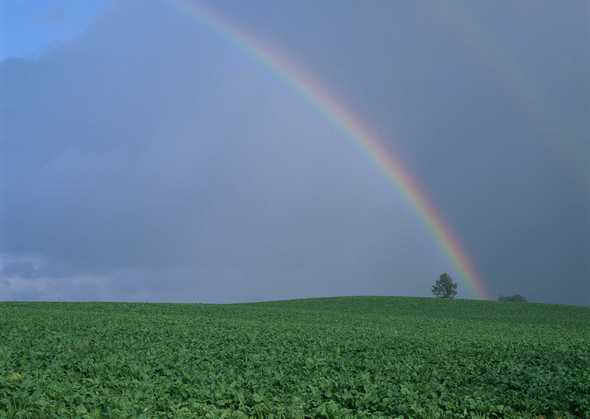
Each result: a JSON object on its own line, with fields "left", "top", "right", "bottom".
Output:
{"left": 1, "top": 0, "right": 588, "bottom": 304}
{"left": 1, "top": 259, "right": 41, "bottom": 280}
{"left": 1, "top": 1, "right": 450, "bottom": 303}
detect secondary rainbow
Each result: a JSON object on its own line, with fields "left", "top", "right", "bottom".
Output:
{"left": 175, "top": 0, "right": 491, "bottom": 299}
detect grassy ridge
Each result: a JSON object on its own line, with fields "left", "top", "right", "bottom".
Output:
{"left": 1, "top": 297, "right": 589, "bottom": 418}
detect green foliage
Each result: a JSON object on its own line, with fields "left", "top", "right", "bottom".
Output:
{"left": 432, "top": 272, "right": 458, "bottom": 299}
{"left": 1, "top": 297, "right": 589, "bottom": 418}
{"left": 498, "top": 294, "right": 528, "bottom": 303}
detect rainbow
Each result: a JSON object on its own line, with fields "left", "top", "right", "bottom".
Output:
{"left": 433, "top": 3, "right": 581, "bottom": 173}
{"left": 175, "top": 0, "right": 491, "bottom": 299}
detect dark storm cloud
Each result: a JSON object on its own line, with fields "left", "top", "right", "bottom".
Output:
{"left": 1, "top": 0, "right": 588, "bottom": 304}
{"left": 1, "top": 1, "right": 450, "bottom": 302}
{"left": 205, "top": 0, "right": 589, "bottom": 304}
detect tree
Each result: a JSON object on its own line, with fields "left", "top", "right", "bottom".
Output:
{"left": 432, "top": 273, "right": 457, "bottom": 299}
{"left": 498, "top": 294, "right": 527, "bottom": 302}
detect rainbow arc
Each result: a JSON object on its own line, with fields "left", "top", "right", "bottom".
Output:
{"left": 175, "top": 0, "right": 491, "bottom": 299}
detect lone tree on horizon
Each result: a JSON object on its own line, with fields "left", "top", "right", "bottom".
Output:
{"left": 432, "top": 273, "right": 457, "bottom": 299}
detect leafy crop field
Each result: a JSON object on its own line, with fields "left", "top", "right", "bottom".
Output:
{"left": 1, "top": 297, "right": 589, "bottom": 418}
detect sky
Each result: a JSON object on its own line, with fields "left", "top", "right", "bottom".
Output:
{"left": 0, "top": 0, "right": 588, "bottom": 304}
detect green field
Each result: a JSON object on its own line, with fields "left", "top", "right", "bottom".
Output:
{"left": 1, "top": 297, "right": 589, "bottom": 418}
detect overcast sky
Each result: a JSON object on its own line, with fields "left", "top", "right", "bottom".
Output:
{"left": 1, "top": 0, "right": 588, "bottom": 304}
